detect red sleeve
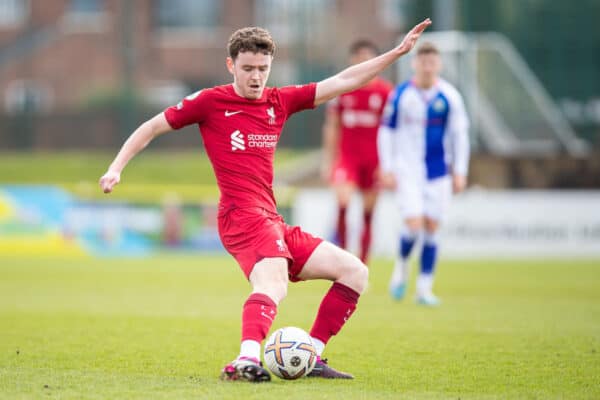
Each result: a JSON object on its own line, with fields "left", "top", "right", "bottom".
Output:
{"left": 163, "top": 89, "right": 211, "bottom": 129}
{"left": 278, "top": 83, "right": 317, "bottom": 116}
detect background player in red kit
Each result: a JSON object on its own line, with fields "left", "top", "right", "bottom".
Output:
{"left": 322, "top": 40, "right": 393, "bottom": 264}
{"left": 99, "top": 20, "right": 431, "bottom": 382}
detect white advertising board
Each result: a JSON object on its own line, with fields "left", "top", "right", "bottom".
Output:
{"left": 292, "top": 189, "right": 600, "bottom": 258}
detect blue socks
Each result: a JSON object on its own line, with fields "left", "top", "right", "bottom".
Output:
{"left": 420, "top": 232, "right": 438, "bottom": 275}
{"left": 416, "top": 232, "right": 439, "bottom": 297}
{"left": 399, "top": 229, "right": 418, "bottom": 259}
{"left": 397, "top": 227, "right": 440, "bottom": 299}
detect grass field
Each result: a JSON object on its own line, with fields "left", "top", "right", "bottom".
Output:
{"left": 1, "top": 255, "right": 599, "bottom": 399}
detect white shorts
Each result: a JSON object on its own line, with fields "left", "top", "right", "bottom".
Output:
{"left": 395, "top": 175, "right": 452, "bottom": 221}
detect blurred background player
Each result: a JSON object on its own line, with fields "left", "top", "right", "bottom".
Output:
{"left": 321, "top": 40, "right": 393, "bottom": 264}
{"left": 100, "top": 21, "right": 431, "bottom": 381}
{"left": 378, "top": 42, "right": 469, "bottom": 306}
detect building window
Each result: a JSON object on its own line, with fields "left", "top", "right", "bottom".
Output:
{"left": 377, "top": 0, "right": 408, "bottom": 30}
{"left": 154, "top": 0, "right": 221, "bottom": 29}
{"left": 0, "top": 0, "right": 29, "bottom": 28}
{"left": 254, "top": 0, "right": 334, "bottom": 45}
{"left": 5, "top": 80, "right": 53, "bottom": 114}
{"left": 62, "top": 0, "right": 107, "bottom": 33}
{"left": 69, "top": 0, "right": 104, "bottom": 14}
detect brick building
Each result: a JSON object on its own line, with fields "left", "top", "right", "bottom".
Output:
{"left": 0, "top": 0, "right": 407, "bottom": 113}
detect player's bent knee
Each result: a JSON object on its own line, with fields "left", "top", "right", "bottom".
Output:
{"left": 271, "top": 284, "right": 288, "bottom": 304}
{"left": 339, "top": 260, "right": 369, "bottom": 294}
{"left": 250, "top": 258, "right": 289, "bottom": 304}
{"left": 253, "top": 282, "right": 287, "bottom": 304}
{"left": 251, "top": 275, "right": 288, "bottom": 304}
{"left": 353, "top": 263, "right": 369, "bottom": 294}
{"left": 424, "top": 219, "right": 440, "bottom": 233}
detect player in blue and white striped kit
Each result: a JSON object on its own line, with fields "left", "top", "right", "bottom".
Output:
{"left": 377, "top": 42, "right": 469, "bottom": 305}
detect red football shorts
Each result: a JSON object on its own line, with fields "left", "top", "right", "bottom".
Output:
{"left": 332, "top": 156, "right": 378, "bottom": 190}
{"left": 218, "top": 207, "right": 323, "bottom": 281}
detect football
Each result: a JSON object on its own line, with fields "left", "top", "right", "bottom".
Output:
{"left": 263, "top": 327, "right": 317, "bottom": 380}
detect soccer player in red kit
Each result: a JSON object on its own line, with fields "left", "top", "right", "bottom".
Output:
{"left": 99, "top": 20, "right": 431, "bottom": 382}
{"left": 322, "top": 40, "right": 393, "bottom": 264}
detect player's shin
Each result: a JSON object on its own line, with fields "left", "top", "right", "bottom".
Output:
{"left": 417, "top": 231, "right": 439, "bottom": 298}
{"left": 240, "top": 293, "right": 277, "bottom": 360}
{"left": 389, "top": 227, "right": 420, "bottom": 299}
{"left": 359, "top": 211, "right": 373, "bottom": 264}
{"left": 400, "top": 227, "right": 419, "bottom": 260}
{"left": 309, "top": 282, "right": 359, "bottom": 348}
{"left": 396, "top": 228, "right": 420, "bottom": 276}
{"left": 336, "top": 207, "right": 347, "bottom": 248}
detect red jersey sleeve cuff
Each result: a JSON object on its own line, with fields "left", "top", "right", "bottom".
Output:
{"left": 308, "top": 82, "right": 318, "bottom": 109}
{"left": 163, "top": 108, "right": 180, "bottom": 130}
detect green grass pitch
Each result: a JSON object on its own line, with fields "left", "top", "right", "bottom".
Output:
{"left": 1, "top": 255, "right": 599, "bottom": 399}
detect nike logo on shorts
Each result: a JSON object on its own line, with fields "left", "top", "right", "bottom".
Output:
{"left": 225, "top": 110, "right": 243, "bottom": 117}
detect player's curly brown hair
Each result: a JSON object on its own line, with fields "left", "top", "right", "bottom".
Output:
{"left": 416, "top": 42, "right": 439, "bottom": 55}
{"left": 227, "top": 27, "right": 276, "bottom": 60}
{"left": 349, "top": 39, "right": 380, "bottom": 56}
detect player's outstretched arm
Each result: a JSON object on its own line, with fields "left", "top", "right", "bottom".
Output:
{"left": 376, "top": 124, "right": 397, "bottom": 189}
{"left": 99, "top": 113, "right": 172, "bottom": 193}
{"left": 448, "top": 92, "right": 470, "bottom": 193}
{"left": 314, "top": 18, "right": 431, "bottom": 106}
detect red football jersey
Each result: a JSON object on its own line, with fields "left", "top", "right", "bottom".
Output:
{"left": 164, "top": 83, "right": 316, "bottom": 214}
{"left": 327, "top": 77, "right": 392, "bottom": 163}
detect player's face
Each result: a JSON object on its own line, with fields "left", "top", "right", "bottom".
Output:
{"left": 227, "top": 51, "right": 272, "bottom": 100}
{"left": 350, "top": 47, "right": 377, "bottom": 65}
{"left": 413, "top": 53, "right": 441, "bottom": 83}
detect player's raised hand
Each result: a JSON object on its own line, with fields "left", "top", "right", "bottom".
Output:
{"left": 99, "top": 170, "right": 121, "bottom": 194}
{"left": 452, "top": 174, "right": 467, "bottom": 194}
{"left": 396, "top": 18, "right": 432, "bottom": 55}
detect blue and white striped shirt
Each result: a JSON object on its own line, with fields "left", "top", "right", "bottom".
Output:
{"left": 377, "top": 78, "right": 470, "bottom": 180}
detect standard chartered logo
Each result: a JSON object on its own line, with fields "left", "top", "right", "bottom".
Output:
{"left": 230, "top": 130, "right": 245, "bottom": 151}
{"left": 341, "top": 110, "right": 379, "bottom": 127}
{"left": 230, "top": 130, "right": 278, "bottom": 151}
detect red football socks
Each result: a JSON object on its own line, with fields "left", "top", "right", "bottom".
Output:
{"left": 309, "top": 282, "right": 360, "bottom": 344}
{"left": 360, "top": 211, "right": 373, "bottom": 264}
{"left": 336, "top": 206, "right": 347, "bottom": 249}
{"left": 241, "top": 293, "right": 277, "bottom": 342}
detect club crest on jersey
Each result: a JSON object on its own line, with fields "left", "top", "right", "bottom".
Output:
{"left": 230, "top": 130, "right": 245, "bottom": 151}
{"left": 433, "top": 98, "right": 446, "bottom": 113}
{"left": 267, "top": 107, "right": 276, "bottom": 125}
{"left": 276, "top": 239, "right": 286, "bottom": 252}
